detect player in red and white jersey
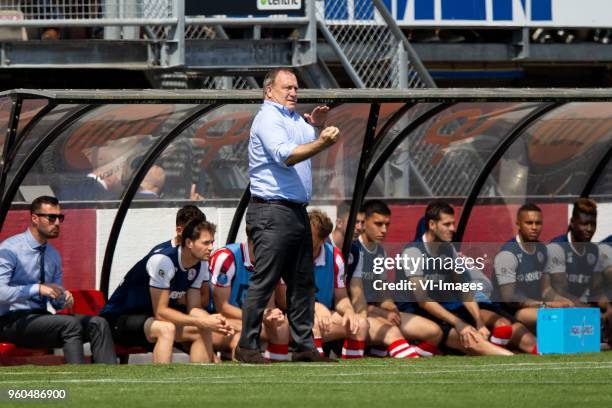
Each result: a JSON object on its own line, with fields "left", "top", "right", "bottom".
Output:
{"left": 209, "top": 230, "right": 290, "bottom": 362}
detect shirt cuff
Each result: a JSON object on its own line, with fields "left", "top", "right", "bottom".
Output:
{"left": 278, "top": 142, "right": 299, "bottom": 166}
{"left": 27, "top": 284, "right": 40, "bottom": 298}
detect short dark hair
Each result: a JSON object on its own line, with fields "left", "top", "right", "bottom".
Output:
{"left": 517, "top": 203, "right": 541, "bottom": 218}
{"left": 309, "top": 209, "right": 334, "bottom": 239}
{"left": 181, "top": 219, "right": 216, "bottom": 247}
{"left": 363, "top": 200, "right": 391, "bottom": 219}
{"left": 176, "top": 205, "right": 205, "bottom": 228}
{"left": 30, "top": 196, "right": 59, "bottom": 213}
{"left": 425, "top": 200, "right": 454, "bottom": 228}
{"left": 572, "top": 198, "right": 597, "bottom": 219}
{"left": 336, "top": 200, "right": 352, "bottom": 219}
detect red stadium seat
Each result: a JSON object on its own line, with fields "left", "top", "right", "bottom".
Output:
{"left": 57, "top": 289, "right": 106, "bottom": 316}
{"left": 59, "top": 289, "right": 148, "bottom": 364}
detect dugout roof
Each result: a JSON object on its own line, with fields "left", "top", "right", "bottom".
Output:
{"left": 0, "top": 89, "right": 610, "bottom": 296}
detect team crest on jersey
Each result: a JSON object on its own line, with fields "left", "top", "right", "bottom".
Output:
{"left": 537, "top": 251, "right": 544, "bottom": 263}
{"left": 217, "top": 273, "right": 228, "bottom": 285}
{"left": 587, "top": 253, "right": 596, "bottom": 265}
{"left": 158, "top": 269, "right": 165, "bottom": 278}
{"left": 188, "top": 268, "right": 197, "bottom": 280}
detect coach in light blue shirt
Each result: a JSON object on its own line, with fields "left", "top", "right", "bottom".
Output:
{"left": 0, "top": 195, "right": 116, "bottom": 364}
{"left": 236, "top": 68, "right": 340, "bottom": 364}
{"left": 249, "top": 99, "right": 317, "bottom": 203}
{"left": 0, "top": 227, "right": 63, "bottom": 316}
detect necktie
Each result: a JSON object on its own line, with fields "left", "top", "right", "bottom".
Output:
{"left": 39, "top": 245, "right": 46, "bottom": 284}
{"left": 36, "top": 245, "right": 48, "bottom": 310}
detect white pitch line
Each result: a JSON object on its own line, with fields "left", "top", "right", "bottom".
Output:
{"left": 172, "top": 360, "right": 612, "bottom": 369}
{"left": 0, "top": 364, "right": 611, "bottom": 384}
{"left": 2, "top": 360, "right": 606, "bottom": 374}
{"left": 1, "top": 361, "right": 611, "bottom": 379}
{"left": 0, "top": 371, "right": 81, "bottom": 376}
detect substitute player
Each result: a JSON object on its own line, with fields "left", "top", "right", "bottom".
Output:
{"left": 331, "top": 201, "right": 365, "bottom": 249}
{"left": 401, "top": 201, "right": 513, "bottom": 356}
{"left": 494, "top": 203, "right": 573, "bottom": 333}
{"left": 150, "top": 205, "right": 206, "bottom": 253}
{"left": 546, "top": 198, "right": 611, "bottom": 341}
{"left": 307, "top": 209, "right": 368, "bottom": 358}
{"left": 209, "top": 233, "right": 290, "bottom": 362}
{"left": 349, "top": 200, "right": 444, "bottom": 358}
{"left": 101, "top": 219, "right": 233, "bottom": 363}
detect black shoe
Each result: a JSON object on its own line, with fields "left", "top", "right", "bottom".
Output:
{"left": 234, "top": 346, "right": 268, "bottom": 364}
{"left": 292, "top": 349, "right": 337, "bottom": 363}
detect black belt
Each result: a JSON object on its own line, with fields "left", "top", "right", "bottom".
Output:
{"left": 250, "top": 196, "right": 307, "bottom": 209}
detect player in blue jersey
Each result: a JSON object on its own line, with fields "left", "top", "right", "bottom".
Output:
{"left": 494, "top": 203, "right": 573, "bottom": 334}
{"left": 149, "top": 205, "right": 206, "bottom": 254}
{"left": 209, "top": 232, "right": 290, "bottom": 362}
{"left": 401, "top": 201, "right": 513, "bottom": 356}
{"left": 101, "top": 219, "right": 233, "bottom": 363}
{"left": 305, "top": 209, "right": 368, "bottom": 358}
{"left": 546, "top": 198, "right": 611, "bottom": 342}
{"left": 348, "top": 200, "right": 445, "bottom": 358}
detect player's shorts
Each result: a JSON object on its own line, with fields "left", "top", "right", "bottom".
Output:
{"left": 478, "top": 302, "right": 517, "bottom": 323}
{"left": 102, "top": 313, "right": 153, "bottom": 349}
{"left": 408, "top": 305, "right": 473, "bottom": 346}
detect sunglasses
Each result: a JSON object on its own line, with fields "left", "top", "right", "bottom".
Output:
{"left": 35, "top": 213, "right": 65, "bottom": 223}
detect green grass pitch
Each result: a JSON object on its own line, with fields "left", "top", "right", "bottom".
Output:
{"left": 1, "top": 353, "right": 611, "bottom": 407}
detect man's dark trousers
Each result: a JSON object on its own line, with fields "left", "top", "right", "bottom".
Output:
{"left": 239, "top": 201, "right": 315, "bottom": 351}
{"left": 0, "top": 310, "right": 117, "bottom": 364}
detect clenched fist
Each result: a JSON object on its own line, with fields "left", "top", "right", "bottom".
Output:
{"left": 319, "top": 126, "right": 340, "bottom": 147}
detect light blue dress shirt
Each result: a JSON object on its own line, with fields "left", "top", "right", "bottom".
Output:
{"left": 0, "top": 229, "right": 63, "bottom": 316}
{"left": 249, "top": 100, "right": 317, "bottom": 203}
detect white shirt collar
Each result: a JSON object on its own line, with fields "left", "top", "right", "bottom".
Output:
{"left": 515, "top": 234, "right": 535, "bottom": 254}
{"left": 314, "top": 244, "right": 327, "bottom": 266}
{"left": 359, "top": 235, "right": 378, "bottom": 254}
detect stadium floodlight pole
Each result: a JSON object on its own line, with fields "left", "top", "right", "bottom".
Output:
{"left": 363, "top": 103, "right": 452, "bottom": 196}
{"left": 341, "top": 103, "right": 380, "bottom": 259}
{"left": 0, "top": 104, "right": 98, "bottom": 230}
{"left": 455, "top": 102, "right": 564, "bottom": 242}
{"left": 0, "top": 102, "right": 56, "bottom": 202}
{"left": 581, "top": 141, "right": 612, "bottom": 198}
{"left": 100, "top": 104, "right": 219, "bottom": 299}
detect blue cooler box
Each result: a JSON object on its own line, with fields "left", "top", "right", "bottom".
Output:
{"left": 537, "top": 308, "right": 600, "bottom": 354}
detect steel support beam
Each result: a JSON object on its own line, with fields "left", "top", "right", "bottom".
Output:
{"left": 0, "top": 104, "right": 98, "bottom": 229}
{"left": 100, "top": 104, "right": 218, "bottom": 298}
{"left": 455, "top": 102, "right": 564, "bottom": 242}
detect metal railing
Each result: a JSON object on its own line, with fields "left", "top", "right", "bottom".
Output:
{"left": 0, "top": 1, "right": 175, "bottom": 25}
{"left": 316, "top": 0, "right": 434, "bottom": 88}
